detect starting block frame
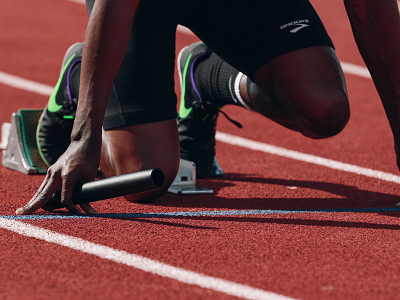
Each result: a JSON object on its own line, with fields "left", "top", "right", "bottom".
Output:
{"left": 1, "top": 109, "right": 216, "bottom": 194}
{"left": 1, "top": 109, "right": 48, "bottom": 174}
{"left": 168, "top": 159, "right": 213, "bottom": 194}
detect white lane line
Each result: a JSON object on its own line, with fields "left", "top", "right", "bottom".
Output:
{"left": 340, "top": 62, "right": 371, "bottom": 79}
{"left": 0, "top": 71, "right": 53, "bottom": 96}
{"left": 216, "top": 132, "right": 400, "bottom": 184}
{"left": 0, "top": 218, "right": 297, "bottom": 300}
{"left": 68, "top": 0, "right": 85, "bottom": 4}
{"left": 177, "top": 25, "right": 195, "bottom": 36}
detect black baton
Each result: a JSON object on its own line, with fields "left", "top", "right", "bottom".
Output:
{"left": 42, "top": 168, "right": 165, "bottom": 211}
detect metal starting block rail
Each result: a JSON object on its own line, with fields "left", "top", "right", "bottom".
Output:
{"left": 168, "top": 159, "right": 213, "bottom": 194}
{"left": 1, "top": 109, "right": 217, "bottom": 194}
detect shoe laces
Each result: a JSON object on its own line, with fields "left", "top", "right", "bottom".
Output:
{"left": 218, "top": 109, "right": 242, "bottom": 128}
{"left": 200, "top": 102, "right": 242, "bottom": 129}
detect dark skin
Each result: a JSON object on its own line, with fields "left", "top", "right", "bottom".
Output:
{"left": 16, "top": 0, "right": 142, "bottom": 214}
{"left": 16, "top": 0, "right": 400, "bottom": 214}
{"left": 238, "top": 0, "right": 400, "bottom": 159}
{"left": 344, "top": 0, "right": 400, "bottom": 169}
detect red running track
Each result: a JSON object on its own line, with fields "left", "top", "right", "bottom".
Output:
{"left": 1, "top": 0, "right": 400, "bottom": 299}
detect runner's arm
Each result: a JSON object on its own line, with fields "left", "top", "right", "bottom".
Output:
{"left": 75, "top": 0, "right": 139, "bottom": 141}
{"left": 344, "top": 0, "right": 400, "bottom": 169}
{"left": 15, "top": 0, "right": 140, "bottom": 215}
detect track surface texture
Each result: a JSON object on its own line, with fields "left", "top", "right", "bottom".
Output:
{"left": 1, "top": 0, "right": 400, "bottom": 299}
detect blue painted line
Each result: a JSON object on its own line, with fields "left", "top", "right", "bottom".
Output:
{"left": 2, "top": 207, "right": 400, "bottom": 220}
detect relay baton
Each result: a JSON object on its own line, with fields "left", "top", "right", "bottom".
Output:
{"left": 42, "top": 168, "right": 165, "bottom": 211}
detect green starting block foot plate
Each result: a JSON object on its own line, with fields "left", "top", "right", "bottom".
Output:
{"left": 2, "top": 109, "right": 48, "bottom": 174}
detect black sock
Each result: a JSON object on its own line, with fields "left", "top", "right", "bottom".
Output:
{"left": 194, "top": 52, "right": 245, "bottom": 108}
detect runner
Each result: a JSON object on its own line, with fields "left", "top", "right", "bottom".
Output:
{"left": 17, "top": 0, "right": 350, "bottom": 214}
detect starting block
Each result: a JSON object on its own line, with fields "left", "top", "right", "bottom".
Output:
{"left": 1, "top": 109, "right": 220, "bottom": 194}
{"left": 168, "top": 159, "right": 213, "bottom": 194}
{"left": 1, "top": 109, "right": 48, "bottom": 174}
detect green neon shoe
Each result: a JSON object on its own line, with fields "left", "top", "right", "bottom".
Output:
{"left": 177, "top": 42, "right": 225, "bottom": 178}
{"left": 37, "top": 43, "right": 83, "bottom": 166}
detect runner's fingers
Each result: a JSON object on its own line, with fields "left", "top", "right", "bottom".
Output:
{"left": 60, "top": 173, "right": 82, "bottom": 214}
{"left": 80, "top": 203, "right": 98, "bottom": 215}
{"left": 60, "top": 179, "right": 96, "bottom": 214}
{"left": 16, "top": 175, "right": 61, "bottom": 215}
{"left": 30, "top": 169, "right": 56, "bottom": 200}
{"left": 65, "top": 202, "right": 82, "bottom": 214}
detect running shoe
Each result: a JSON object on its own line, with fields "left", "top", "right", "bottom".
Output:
{"left": 37, "top": 43, "right": 83, "bottom": 166}
{"left": 177, "top": 42, "right": 225, "bottom": 179}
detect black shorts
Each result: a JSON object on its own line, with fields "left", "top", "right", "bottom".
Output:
{"left": 86, "top": 0, "right": 334, "bottom": 129}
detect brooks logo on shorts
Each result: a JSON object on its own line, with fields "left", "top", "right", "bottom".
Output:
{"left": 280, "top": 19, "right": 310, "bottom": 33}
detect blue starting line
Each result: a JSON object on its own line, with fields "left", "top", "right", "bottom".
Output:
{"left": 2, "top": 207, "right": 400, "bottom": 220}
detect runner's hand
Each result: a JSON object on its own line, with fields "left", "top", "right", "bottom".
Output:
{"left": 15, "top": 139, "right": 100, "bottom": 215}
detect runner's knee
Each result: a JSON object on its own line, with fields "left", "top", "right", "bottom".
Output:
{"left": 299, "top": 92, "right": 350, "bottom": 139}
{"left": 100, "top": 120, "right": 180, "bottom": 203}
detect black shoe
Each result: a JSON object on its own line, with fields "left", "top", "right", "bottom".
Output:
{"left": 177, "top": 42, "right": 225, "bottom": 179}
{"left": 37, "top": 43, "right": 83, "bottom": 166}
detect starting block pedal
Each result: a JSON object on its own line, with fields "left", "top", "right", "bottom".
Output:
{"left": 168, "top": 159, "right": 214, "bottom": 194}
{"left": 1, "top": 109, "right": 48, "bottom": 174}
{"left": 1, "top": 109, "right": 219, "bottom": 194}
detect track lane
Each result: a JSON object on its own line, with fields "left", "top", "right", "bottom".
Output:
{"left": 0, "top": 217, "right": 296, "bottom": 300}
